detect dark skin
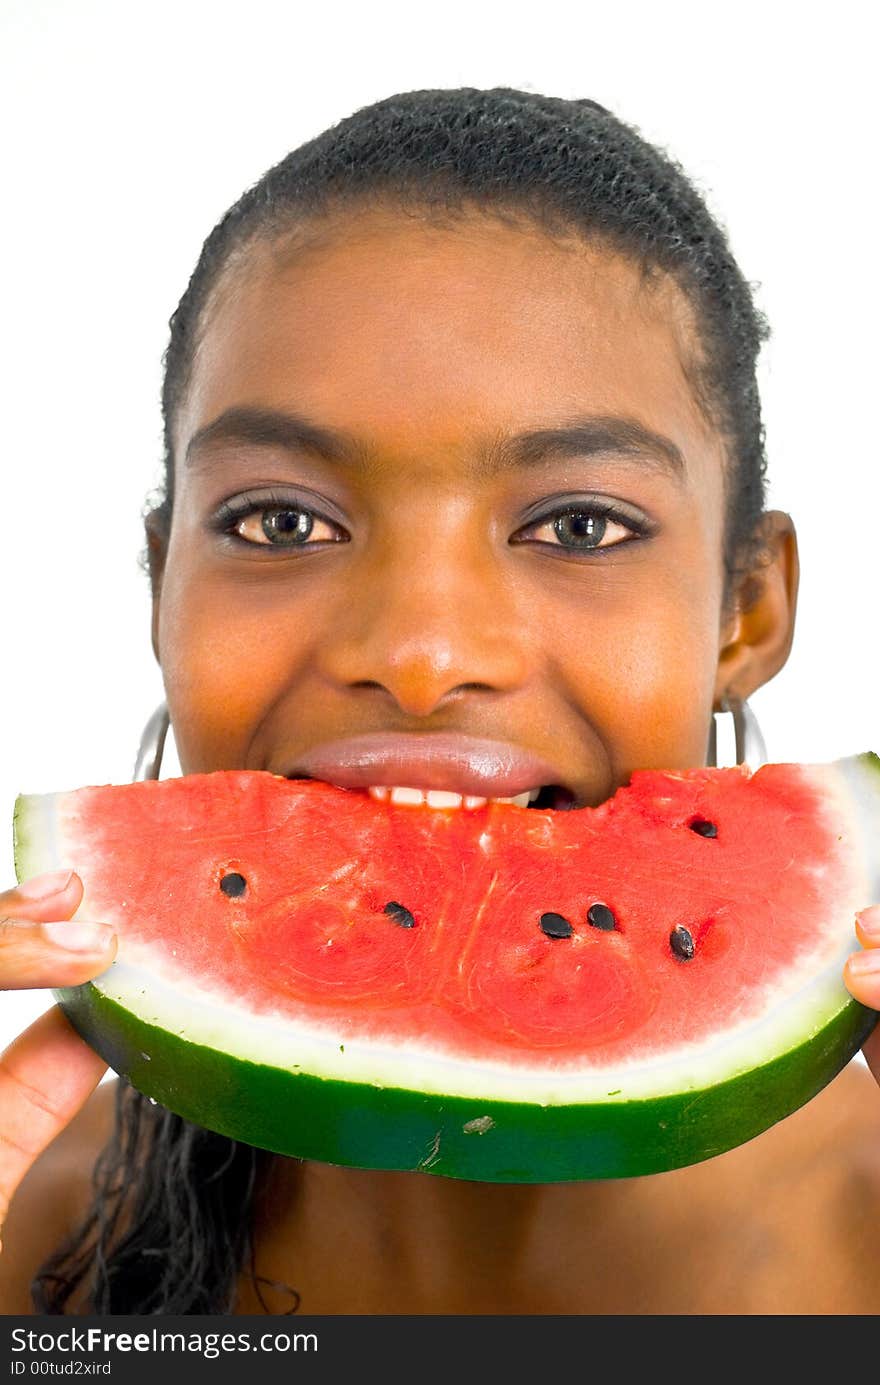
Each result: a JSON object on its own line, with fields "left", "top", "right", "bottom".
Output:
{"left": 154, "top": 208, "right": 794, "bottom": 787}
{"left": 1, "top": 205, "right": 879, "bottom": 1313}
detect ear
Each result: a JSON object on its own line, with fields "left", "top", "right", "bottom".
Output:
{"left": 714, "top": 510, "right": 800, "bottom": 707}
{"left": 144, "top": 515, "right": 168, "bottom": 665}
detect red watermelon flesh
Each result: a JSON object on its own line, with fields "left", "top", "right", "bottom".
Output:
{"left": 12, "top": 755, "right": 880, "bottom": 1180}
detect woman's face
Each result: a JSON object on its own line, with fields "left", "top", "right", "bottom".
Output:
{"left": 151, "top": 207, "right": 794, "bottom": 807}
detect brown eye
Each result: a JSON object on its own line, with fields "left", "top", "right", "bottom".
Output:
{"left": 514, "top": 502, "right": 647, "bottom": 554}
{"left": 235, "top": 507, "right": 342, "bottom": 547}
{"left": 552, "top": 511, "right": 609, "bottom": 549}
{"left": 261, "top": 508, "right": 313, "bottom": 543}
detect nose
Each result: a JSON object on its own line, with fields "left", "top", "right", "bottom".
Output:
{"left": 315, "top": 529, "right": 532, "bottom": 718}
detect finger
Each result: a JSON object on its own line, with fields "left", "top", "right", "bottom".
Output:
{"left": 855, "top": 905, "right": 880, "bottom": 951}
{"left": 843, "top": 953, "right": 880, "bottom": 1006}
{"left": 0, "top": 915, "right": 117, "bottom": 989}
{"left": 0, "top": 870, "right": 83, "bottom": 923}
{"left": 0, "top": 1006, "right": 107, "bottom": 1252}
{"left": 846, "top": 904, "right": 880, "bottom": 1017}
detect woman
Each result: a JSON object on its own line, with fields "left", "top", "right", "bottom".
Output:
{"left": 1, "top": 87, "right": 878, "bottom": 1315}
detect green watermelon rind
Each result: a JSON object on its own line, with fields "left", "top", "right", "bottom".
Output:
{"left": 53, "top": 979, "right": 875, "bottom": 1182}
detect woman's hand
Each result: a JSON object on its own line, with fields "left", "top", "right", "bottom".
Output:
{"left": 844, "top": 907, "right": 880, "bottom": 1087}
{"left": 0, "top": 870, "right": 115, "bottom": 1251}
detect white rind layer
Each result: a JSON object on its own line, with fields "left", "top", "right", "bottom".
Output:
{"left": 88, "top": 941, "right": 858, "bottom": 1105}
{"left": 15, "top": 755, "right": 879, "bottom": 1106}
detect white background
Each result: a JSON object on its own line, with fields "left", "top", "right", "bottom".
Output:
{"left": 1, "top": 0, "right": 878, "bottom": 1049}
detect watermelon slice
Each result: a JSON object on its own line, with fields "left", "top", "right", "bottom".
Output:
{"left": 12, "top": 755, "right": 879, "bottom": 1182}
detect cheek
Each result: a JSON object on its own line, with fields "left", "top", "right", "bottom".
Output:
{"left": 540, "top": 563, "right": 722, "bottom": 773}
{"left": 156, "top": 554, "right": 321, "bottom": 773}
{"left": 617, "top": 623, "right": 717, "bottom": 768}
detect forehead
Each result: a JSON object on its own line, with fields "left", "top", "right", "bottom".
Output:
{"left": 179, "top": 206, "right": 723, "bottom": 481}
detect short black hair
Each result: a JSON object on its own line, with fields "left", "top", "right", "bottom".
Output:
{"left": 146, "top": 86, "right": 772, "bottom": 609}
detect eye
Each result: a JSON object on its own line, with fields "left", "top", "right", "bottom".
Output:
{"left": 212, "top": 491, "right": 349, "bottom": 549}
{"left": 513, "top": 501, "right": 649, "bottom": 553}
{"left": 235, "top": 506, "right": 340, "bottom": 548}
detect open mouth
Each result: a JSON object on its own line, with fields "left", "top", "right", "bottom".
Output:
{"left": 284, "top": 734, "right": 578, "bottom": 812}
{"left": 526, "top": 784, "right": 577, "bottom": 811}
{"left": 290, "top": 777, "right": 578, "bottom": 811}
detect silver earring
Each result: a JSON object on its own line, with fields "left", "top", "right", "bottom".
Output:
{"left": 707, "top": 695, "right": 767, "bottom": 769}
{"left": 134, "top": 702, "right": 170, "bottom": 781}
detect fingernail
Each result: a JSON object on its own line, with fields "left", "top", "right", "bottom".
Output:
{"left": 40, "top": 921, "right": 115, "bottom": 953}
{"left": 16, "top": 870, "right": 74, "bottom": 900}
{"left": 846, "top": 950, "right": 880, "bottom": 976}
{"left": 856, "top": 909, "right": 880, "bottom": 940}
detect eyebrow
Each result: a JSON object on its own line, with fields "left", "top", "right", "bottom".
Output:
{"left": 184, "top": 405, "right": 686, "bottom": 479}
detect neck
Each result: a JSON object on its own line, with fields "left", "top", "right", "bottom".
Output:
{"left": 247, "top": 1155, "right": 640, "bottom": 1314}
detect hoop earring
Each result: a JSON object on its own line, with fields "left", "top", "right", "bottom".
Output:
{"left": 134, "top": 702, "right": 170, "bottom": 781}
{"left": 707, "top": 695, "right": 767, "bottom": 769}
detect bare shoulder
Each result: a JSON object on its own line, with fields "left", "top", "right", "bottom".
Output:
{"left": 0, "top": 1079, "right": 117, "bottom": 1314}
{"left": 761, "top": 1058, "right": 880, "bottom": 1301}
{"left": 779, "top": 1057, "right": 880, "bottom": 1174}
{"left": 717, "top": 1057, "right": 880, "bottom": 1210}
{"left": 677, "top": 1057, "right": 880, "bottom": 1312}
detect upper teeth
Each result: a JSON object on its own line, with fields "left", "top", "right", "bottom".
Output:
{"left": 367, "top": 786, "right": 541, "bottom": 810}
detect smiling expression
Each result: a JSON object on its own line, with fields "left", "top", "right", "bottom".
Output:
{"left": 150, "top": 206, "right": 779, "bottom": 807}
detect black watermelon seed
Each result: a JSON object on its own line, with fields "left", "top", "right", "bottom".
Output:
{"left": 670, "top": 925, "right": 696, "bottom": 960}
{"left": 384, "top": 901, "right": 416, "bottom": 928}
{"left": 689, "top": 818, "right": 718, "bottom": 838}
{"left": 540, "top": 912, "right": 574, "bottom": 939}
{"left": 219, "top": 872, "right": 247, "bottom": 898}
{"left": 587, "top": 902, "right": 617, "bottom": 931}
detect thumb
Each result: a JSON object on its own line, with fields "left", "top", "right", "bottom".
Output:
{"left": 0, "top": 1006, "right": 106, "bottom": 1252}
